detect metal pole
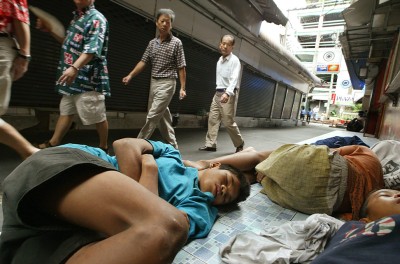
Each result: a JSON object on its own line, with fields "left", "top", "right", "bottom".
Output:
{"left": 326, "top": 73, "right": 334, "bottom": 118}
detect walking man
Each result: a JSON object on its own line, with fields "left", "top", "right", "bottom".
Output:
{"left": 199, "top": 35, "right": 244, "bottom": 153}
{"left": 122, "top": 8, "right": 186, "bottom": 149}
{"left": 36, "top": 0, "right": 110, "bottom": 152}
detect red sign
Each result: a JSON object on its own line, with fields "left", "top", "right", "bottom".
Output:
{"left": 331, "top": 93, "right": 336, "bottom": 104}
{"left": 328, "top": 64, "right": 340, "bottom": 72}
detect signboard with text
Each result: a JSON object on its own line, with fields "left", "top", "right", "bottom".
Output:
{"left": 316, "top": 48, "right": 342, "bottom": 74}
{"left": 335, "top": 70, "right": 354, "bottom": 105}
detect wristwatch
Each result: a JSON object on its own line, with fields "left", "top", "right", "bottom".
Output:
{"left": 17, "top": 53, "right": 32, "bottom": 62}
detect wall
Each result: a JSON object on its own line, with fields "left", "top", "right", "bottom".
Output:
{"left": 379, "top": 102, "right": 400, "bottom": 140}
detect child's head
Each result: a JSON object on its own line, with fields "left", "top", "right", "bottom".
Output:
{"left": 198, "top": 163, "right": 250, "bottom": 206}
{"left": 359, "top": 189, "right": 400, "bottom": 221}
{"left": 219, "top": 164, "right": 250, "bottom": 204}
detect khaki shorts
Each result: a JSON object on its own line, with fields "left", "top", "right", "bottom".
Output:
{"left": 0, "top": 147, "right": 116, "bottom": 264}
{"left": 60, "top": 91, "right": 106, "bottom": 125}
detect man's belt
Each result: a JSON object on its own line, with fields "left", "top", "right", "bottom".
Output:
{"left": 216, "top": 88, "right": 226, "bottom": 92}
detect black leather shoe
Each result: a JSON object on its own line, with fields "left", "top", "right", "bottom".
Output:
{"left": 235, "top": 142, "right": 244, "bottom": 153}
{"left": 199, "top": 146, "right": 217, "bottom": 152}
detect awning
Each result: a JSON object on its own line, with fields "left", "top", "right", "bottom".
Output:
{"left": 250, "top": 0, "right": 288, "bottom": 25}
{"left": 340, "top": 0, "right": 400, "bottom": 64}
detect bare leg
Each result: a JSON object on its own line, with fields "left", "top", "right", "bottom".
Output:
{"left": 96, "top": 119, "right": 108, "bottom": 150}
{"left": 39, "top": 114, "right": 74, "bottom": 148}
{"left": 0, "top": 121, "right": 39, "bottom": 159}
{"left": 37, "top": 170, "right": 189, "bottom": 264}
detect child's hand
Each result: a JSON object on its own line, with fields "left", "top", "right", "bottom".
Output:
{"left": 183, "top": 160, "right": 210, "bottom": 170}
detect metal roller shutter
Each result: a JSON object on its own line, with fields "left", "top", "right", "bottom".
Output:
{"left": 237, "top": 67, "right": 276, "bottom": 118}
{"left": 282, "top": 87, "right": 295, "bottom": 119}
{"left": 292, "top": 92, "right": 303, "bottom": 119}
{"left": 271, "top": 83, "right": 286, "bottom": 119}
{"left": 168, "top": 35, "right": 220, "bottom": 116}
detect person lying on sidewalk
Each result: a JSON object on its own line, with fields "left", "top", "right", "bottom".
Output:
{"left": 0, "top": 138, "right": 250, "bottom": 264}
{"left": 220, "top": 188, "right": 400, "bottom": 264}
{"left": 184, "top": 144, "right": 384, "bottom": 220}
{"left": 312, "top": 188, "right": 400, "bottom": 264}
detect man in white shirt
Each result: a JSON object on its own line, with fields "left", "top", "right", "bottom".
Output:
{"left": 199, "top": 35, "right": 244, "bottom": 153}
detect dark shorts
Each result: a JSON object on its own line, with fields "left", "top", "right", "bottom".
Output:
{"left": 0, "top": 147, "right": 117, "bottom": 264}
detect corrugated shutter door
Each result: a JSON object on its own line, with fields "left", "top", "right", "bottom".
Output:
{"left": 272, "top": 83, "right": 286, "bottom": 119}
{"left": 292, "top": 92, "right": 302, "bottom": 119}
{"left": 99, "top": 0, "right": 154, "bottom": 112}
{"left": 282, "top": 87, "right": 295, "bottom": 119}
{"left": 237, "top": 67, "right": 275, "bottom": 118}
{"left": 168, "top": 35, "right": 220, "bottom": 115}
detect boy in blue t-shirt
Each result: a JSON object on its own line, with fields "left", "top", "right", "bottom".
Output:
{"left": 61, "top": 138, "right": 250, "bottom": 239}
{"left": 0, "top": 138, "right": 250, "bottom": 264}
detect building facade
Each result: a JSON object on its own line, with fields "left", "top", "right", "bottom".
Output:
{"left": 284, "top": 0, "right": 352, "bottom": 120}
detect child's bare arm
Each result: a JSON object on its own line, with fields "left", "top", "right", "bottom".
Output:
{"left": 113, "top": 138, "right": 154, "bottom": 181}
{"left": 139, "top": 154, "right": 159, "bottom": 195}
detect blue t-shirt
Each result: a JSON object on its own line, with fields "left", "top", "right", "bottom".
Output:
{"left": 59, "top": 141, "right": 218, "bottom": 239}
{"left": 312, "top": 214, "right": 400, "bottom": 263}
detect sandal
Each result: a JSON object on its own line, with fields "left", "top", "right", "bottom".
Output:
{"left": 35, "top": 140, "right": 55, "bottom": 149}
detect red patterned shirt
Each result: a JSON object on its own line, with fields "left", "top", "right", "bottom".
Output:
{"left": 0, "top": 0, "right": 30, "bottom": 33}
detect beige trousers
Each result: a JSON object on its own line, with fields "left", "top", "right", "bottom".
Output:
{"left": 205, "top": 90, "right": 243, "bottom": 148}
{"left": 0, "top": 37, "right": 16, "bottom": 116}
{"left": 138, "top": 78, "right": 178, "bottom": 148}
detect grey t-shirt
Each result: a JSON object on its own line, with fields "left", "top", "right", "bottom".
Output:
{"left": 371, "top": 140, "right": 400, "bottom": 189}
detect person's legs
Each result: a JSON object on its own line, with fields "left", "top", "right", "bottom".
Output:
{"left": 138, "top": 78, "right": 176, "bottom": 144}
{"left": 204, "top": 93, "right": 222, "bottom": 148}
{"left": 45, "top": 115, "right": 74, "bottom": 147}
{"left": 36, "top": 170, "right": 189, "bottom": 264}
{"left": 0, "top": 38, "right": 37, "bottom": 159}
{"left": 75, "top": 91, "right": 109, "bottom": 150}
{"left": 155, "top": 79, "right": 178, "bottom": 148}
{"left": 0, "top": 119, "right": 38, "bottom": 159}
{"left": 0, "top": 38, "right": 14, "bottom": 116}
{"left": 38, "top": 95, "right": 77, "bottom": 148}
{"left": 220, "top": 93, "right": 244, "bottom": 149}
{"left": 96, "top": 119, "right": 109, "bottom": 150}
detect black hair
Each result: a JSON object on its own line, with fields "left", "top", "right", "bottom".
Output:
{"left": 221, "top": 35, "right": 235, "bottom": 46}
{"left": 156, "top": 8, "right": 175, "bottom": 22}
{"left": 219, "top": 164, "right": 250, "bottom": 204}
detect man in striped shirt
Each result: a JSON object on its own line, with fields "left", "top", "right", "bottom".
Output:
{"left": 123, "top": 8, "right": 187, "bottom": 150}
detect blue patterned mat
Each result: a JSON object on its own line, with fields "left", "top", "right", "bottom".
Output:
{"left": 173, "top": 184, "right": 308, "bottom": 263}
